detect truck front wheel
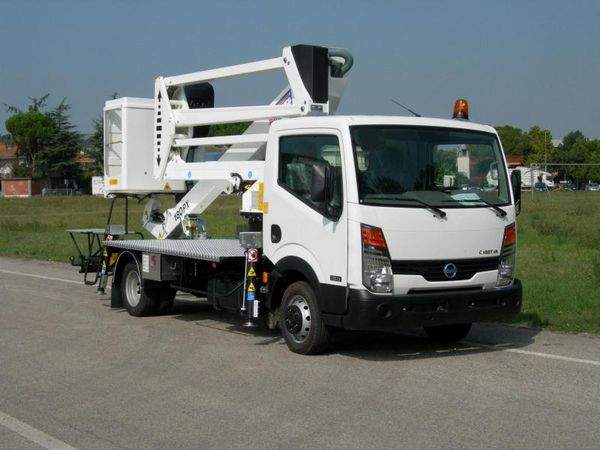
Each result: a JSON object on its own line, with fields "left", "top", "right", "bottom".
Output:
{"left": 280, "top": 281, "right": 330, "bottom": 355}
{"left": 424, "top": 323, "right": 472, "bottom": 344}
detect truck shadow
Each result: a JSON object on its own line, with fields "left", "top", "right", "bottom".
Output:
{"left": 331, "top": 323, "right": 541, "bottom": 362}
{"left": 167, "top": 298, "right": 541, "bottom": 361}
{"left": 169, "top": 298, "right": 280, "bottom": 340}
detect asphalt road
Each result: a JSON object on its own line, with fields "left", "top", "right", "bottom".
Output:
{"left": 1, "top": 256, "right": 599, "bottom": 449}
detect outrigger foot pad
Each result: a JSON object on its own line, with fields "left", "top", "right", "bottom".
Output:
{"left": 242, "top": 320, "right": 259, "bottom": 329}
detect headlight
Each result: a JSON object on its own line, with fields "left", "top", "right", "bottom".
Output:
{"left": 361, "top": 224, "right": 393, "bottom": 293}
{"left": 497, "top": 223, "right": 516, "bottom": 287}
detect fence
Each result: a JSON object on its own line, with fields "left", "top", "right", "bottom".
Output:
{"left": 42, "top": 188, "right": 76, "bottom": 197}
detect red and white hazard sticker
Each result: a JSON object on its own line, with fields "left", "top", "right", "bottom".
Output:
{"left": 247, "top": 248, "right": 258, "bottom": 263}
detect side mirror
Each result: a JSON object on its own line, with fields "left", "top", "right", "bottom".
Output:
{"left": 510, "top": 170, "right": 522, "bottom": 215}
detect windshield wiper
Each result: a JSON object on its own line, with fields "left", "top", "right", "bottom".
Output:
{"left": 395, "top": 197, "right": 447, "bottom": 219}
{"left": 363, "top": 195, "right": 447, "bottom": 219}
{"left": 454, "top": 198, "right": 507, "bottom": 217}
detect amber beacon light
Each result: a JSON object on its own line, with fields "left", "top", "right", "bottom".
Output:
{"left": 452, "top": 98, "right": 469, "bottom": 120}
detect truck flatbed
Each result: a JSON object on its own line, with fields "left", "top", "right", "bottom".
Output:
{"left": 104, "top": 239, "right": 245, "bottom": 262}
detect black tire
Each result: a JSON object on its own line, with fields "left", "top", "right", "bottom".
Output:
{"left": 280, "top": 281, "right": 330, "bottom": 355}
{"left": 121, "top": 261, "right": 160, "bottom": 316}
{"left": 424, "top": 323, "right": 472, "bottom": 344}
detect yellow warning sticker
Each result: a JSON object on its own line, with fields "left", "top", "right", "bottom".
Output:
{"left": 247, "top": 282, "right": 255, "bottom": 292}
{"left": 247, "top": 267, "right": 256, "bottom": 277}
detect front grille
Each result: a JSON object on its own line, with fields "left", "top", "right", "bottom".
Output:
{"left": 406, "top": 286, "right": 484, "bottom": 294}
{"left": 391, "top": 257, "right": 500, "bottom": 281}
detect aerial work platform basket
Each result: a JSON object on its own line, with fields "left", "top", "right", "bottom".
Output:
{"left": 103, "top": 97, "right": 186, "bottom": 194}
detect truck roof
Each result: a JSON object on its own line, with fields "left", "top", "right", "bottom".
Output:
{"left": 271, "top": 115, "right": 497, "bottom": 134}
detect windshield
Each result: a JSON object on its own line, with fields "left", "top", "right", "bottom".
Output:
{"left": 350, "top": 125, "right": 510, "bottom": 208}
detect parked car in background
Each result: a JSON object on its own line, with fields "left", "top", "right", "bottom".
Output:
{"left": 585, "top": 182, "right": 600, "bottom": 191}
{"left": 558, "top": 180, "right": 577, "bottom": 191}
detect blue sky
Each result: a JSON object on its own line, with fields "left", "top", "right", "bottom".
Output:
{"left": 1, "top": 0, "right": 599, "bottom": 138}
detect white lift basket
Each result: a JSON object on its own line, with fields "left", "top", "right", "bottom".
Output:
{"left": 103, "top": 97, "right": 185, "bottom": 194}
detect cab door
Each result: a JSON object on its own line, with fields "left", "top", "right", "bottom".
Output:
{"left": 263, "top": 129, "right": 348, "bottom": 314}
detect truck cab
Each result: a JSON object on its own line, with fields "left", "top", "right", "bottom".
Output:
{"left": 263, "top": 115, "right": 522, "bottom": 352}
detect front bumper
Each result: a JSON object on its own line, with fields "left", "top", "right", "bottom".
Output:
{"left": 335, "top": 279, "right": 522, "bottom": 331}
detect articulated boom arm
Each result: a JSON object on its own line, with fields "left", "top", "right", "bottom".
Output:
{"left": 143, "top": 44, "right": 352, "bottom": 239}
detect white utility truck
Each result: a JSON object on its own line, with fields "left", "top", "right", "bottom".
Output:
{"left": 512, "top": 166, "right": 555, "bottom": 190}
{"left": 73, "top": 45, "right": 523, "bottom": 354}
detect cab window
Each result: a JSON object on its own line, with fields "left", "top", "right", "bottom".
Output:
{"left": 278, "top": 134, "right": 342, "bottom": 214}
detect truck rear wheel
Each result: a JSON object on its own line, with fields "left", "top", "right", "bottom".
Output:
{"left": 121, "top": 261, "right": 160, "bottom": 316}
{"left": 280, "top": 281, "right": 330, "bottom": 355}
{"left": 424, "top": 323, "right": 472, "bottom": 344}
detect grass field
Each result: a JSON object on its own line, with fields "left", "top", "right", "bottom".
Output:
{"left": 0, "top": 195, "right": 244, "bottom": 261}
{"left": 0, "top": 192, "right": 598, "bottom": 333}
{"left": 514, "top": 191, "right": 600, "bottom": 333}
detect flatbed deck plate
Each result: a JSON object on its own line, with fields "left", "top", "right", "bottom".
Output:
{"left": 104, "top": 239, "right": 245, "bottom": 262}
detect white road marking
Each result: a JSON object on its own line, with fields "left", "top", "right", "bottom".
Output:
{"left": 0, "top": 269, "right": 82, "bottom": 286}
{"left": 0, "top": 410, "right": 76, "bottom": 450}
{"left": 503, "top": 348, "right": 600, "bottom": 367}
{"left": 466, "top": 341, "right": 600, "bottom": 367}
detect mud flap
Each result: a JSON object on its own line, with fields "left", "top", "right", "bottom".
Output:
{"left": 110, "top": 279, "right": 123, "bottom": 308}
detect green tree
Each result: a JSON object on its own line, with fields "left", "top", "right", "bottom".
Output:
{"left": 208, "top": 121, "right": 250, "bottom": 137}
{"left": 495, "top": 125, "right": 530, "bottom": 158}
{"left": 5, "top": 95, "right": 85, "bottom": 183}
{"left": 85, "top": 92, "right": 118, "bottom": 175}
{"left": 4, "top": 94, "right": 50, "bottom": 114}
{"left": 5, "top": 110, "right": 54, "bottom": 177}
{"left": 9, "top": 160, "right": 31, "bottom": 177}
{"left": 38, "top": 100, "right": 82, "bottom": 183}
{"left": 87, "top": 117, "right": 104, "bottom": 175}
{"left": 555, "top": 130, "right": 587, "bottom": 181}
{"left": 526, "top": 126, "right": 553, "bottom": 166}
{"left": 586, "top": 139, "right": 600, "bottom": 181}
{"left": 561, "top": 130, "right": 586, "bottom": 150}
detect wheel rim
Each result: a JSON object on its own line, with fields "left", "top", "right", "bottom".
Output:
{"left": 125, "top": 269, "right": 141, "bottom": 307}
{"left": 284, "top": 295, "right": 311, "bottom": 343}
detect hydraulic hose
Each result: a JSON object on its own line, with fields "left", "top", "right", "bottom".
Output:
{"left": 328, "top": 48, "right": 354, "bottom": 77}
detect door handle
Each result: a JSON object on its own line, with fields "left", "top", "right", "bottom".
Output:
{"left": 271, "top": 224, "right": 281, "bottom": 243}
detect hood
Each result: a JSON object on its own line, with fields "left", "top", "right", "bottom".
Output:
{"left": 348, "top": 203, "right": 514, "bottom": 260}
